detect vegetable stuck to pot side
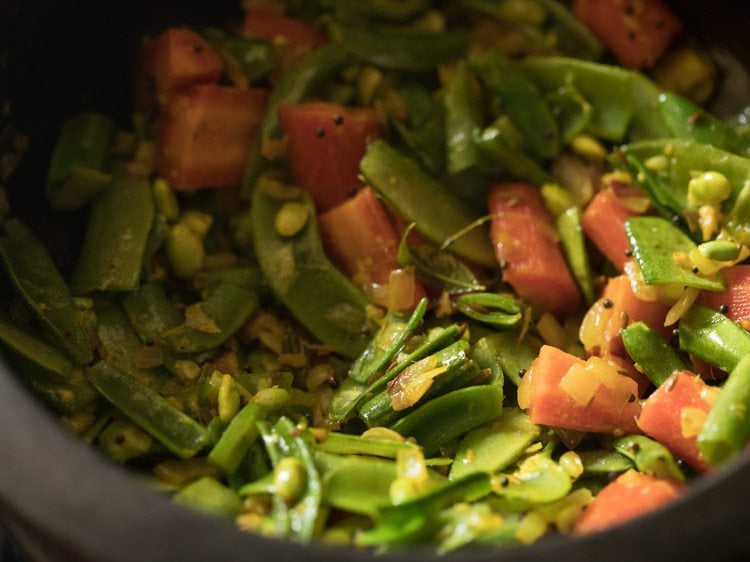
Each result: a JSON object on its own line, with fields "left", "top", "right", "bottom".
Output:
{"left": 3, "top": 0, "right": 750, "bottom": 553}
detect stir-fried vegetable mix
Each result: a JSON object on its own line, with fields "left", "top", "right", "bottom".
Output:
{"left": 3, "top": 0, "right": 750, "bottom": 552}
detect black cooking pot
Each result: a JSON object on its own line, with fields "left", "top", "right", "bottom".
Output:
{"left": 1, "top": 1, "right": 750, "bottom": 561}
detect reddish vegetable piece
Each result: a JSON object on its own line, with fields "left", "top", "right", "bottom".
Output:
{"left": 581, "top": 185, "right": 645, "bottom": 272}
{"left": 318, "top": 187, "right": 426, "bottom": 311}
{"left": 581, "top": 274, "right": 669, "bottom": 359}
{"left": 134, "top": 28, "right": 224, "bottom": 111}
{"left": 637, "top": 371, "right": 716, "bottom": 473}
{"left": 517, "top": 345, "right": 641, "bottom": 434}
{"left": 242, "top": 9, "right": 327, "bottom": 48}
{"left": 697, "top": 265, "right": 750, "bottom": 324}
{"left": 488, "top": 183, "right": 580, "bottom": 318}
{"left": 278, "top": 102, "right": 381, "bottom": 212}
{"left": 156, "top": 84, "right": 268, "bottom": 190}
{"left": 572, "top": 470, "right": 683, "bottom": 535}
{"left": 572, "top": 0, "right": 683, "bottom": 69}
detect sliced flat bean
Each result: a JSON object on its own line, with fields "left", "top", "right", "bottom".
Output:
{"left": 620, "top": 152, "right": 683, "bottom": 217}
{"left": 252, "top": 182, "right": 371, "bottom": 358}
{"left": 258, "top": 417, "right": 322, "bottom": 543}
{"left": 0, "top": 314, "right": 98, "bottom": 413}
{"left": 358, "top": 340, "right": 470, "bottom": 428}
{"left": 361, "top": 140, "right": 495, "bottom": 267}
{"left": 391, "top": 385, "right": 503, "bottom": 456}
{"left": 71, "top": 173, "right": 154, "bottom": 293}
{"left": 546, "top": 85, "right": 592, "bottom": 145}
{"left": 173, "top": 476, "right": 243, "bottom": 519}
{"left": 120, "top": 282, "right": 182, "bottom": 342}
{"left": 473, "top": 50, "right": 559, "bottom": 159}
{"left": 357, "top": 472, "right": 491, "bottom": 547}
{"left": 698, "top": 355, "right": 750, "bottom": 466}
{"left": 163, "top": 268, "right": 260, "bottom": 354}
{"left": 521, "top": 56, "right": 634, "bottom": 141}
{"left": 617, "top": 139, "right": 750, "bottom": 211}
{"left": 96, "top": 302, "right": 171, "bottom": 388}
{"left": 330, "top": 324, "right": 465, "bottom": 422}
{"left": 397, "top": 225, "right": 486, "bottom": 293}
{"left": 628, "top": 72, "right": 671, "bottom": 141}
{"left": 622, "top": 321, "right": 686, "bottom": 386}
{"left": 470, "top": 332, "right": 541, "bottom": 386}
{"left": 450, "top": 408, "right": 540, "bottom": 479}
{"left": 348, "top": 297, "right": 427, "bottom": 384}
{"left": 578, "top": 450, "right": 634, "bottom": 476}
{"left": 315, "top": 451, "right": 399, "bottom": 517}
{"left": 556, "top": 206, "right": 595, "bottom": 304}
{"left": 625, "top": 216, "right": 725, "bottom": 291}
{"left": 494, "top": 453, "right": 572, "bottom": 508}
{"left": 314, "top": 431, "right": 418, "bottom": 459}
{"left": 87, "top": 361, "right": 210, "bottom": 459}
{"left": 208, "top": 403, "right": 267, "bottom": 475}
{"left": 473, "top": 125, "right": 554, "bottom": 186}
{"left": 0, "top": 220, "right": 92, "bottom": 364}
{"left": 659, "top": 92, "right": 749, "bottom": 157}
{"left": 455, "top": 292, "right": 523, "bottom": 329}
{"left": 679, "top": 305, "right": 750, "bottom": 373}
{"left": 328, "top": 23, "right": 468, "bottom": 71}
{"left": 45, "top": 112, "right": 116, "bottom": 210}
{"left": 614, "top": 435, "right": 684, "bottom": 482}
{"left": 444, "top": 59, "right": 482, "bottom": 175}
{"left": 726, "top": 180, "right": 750, "bottom": 245}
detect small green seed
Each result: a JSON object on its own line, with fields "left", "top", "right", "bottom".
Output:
{"left": 152, "top": 178, "right": 180, "bottom": 221}
{"left": 688, "top": 171, "right": 732, "bottom": 208}
{"left": 166, "top": 223, "right": 205, "bottom": 279}
{"left": 218, "top": 374, "right": 240, "bottom": 423}
{"left": 697, "top": 240, "right": 741, "bottom": 262}
{"left": 73, "top": 296, "right": 94, "bottom": 311}
{"left": 99, "top": 420, "right": 153, "bottom": 463}
{"left": 174, "top": 359, "right": 201, "bottom": 382}
{"left": 181, "top": 211, "right": 214, "bottom": 237}
{"left": 644, "top": 154, "right": 669, "bottom": 172}
{"left": 499, "top": 0, "right": 547, "bottom": 25}
{"left": 273, "top": 457, "right": 307, "bottom": 504}
{"left": 274, "top": 202, "right": 309, "bottom": 237}
{"left": 252, "top": 387, "right": 290, "bottom": 412}
{"left": 569, "top": 134, "right": 607, "bottom": 162}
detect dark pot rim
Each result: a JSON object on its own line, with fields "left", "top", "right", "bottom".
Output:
{"left": 1, "top": 360, "right": 750, "bottom": 562}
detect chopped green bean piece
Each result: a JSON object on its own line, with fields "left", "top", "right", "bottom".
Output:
{"left": 87, "top": 362, "right": 210, "bottom": 459}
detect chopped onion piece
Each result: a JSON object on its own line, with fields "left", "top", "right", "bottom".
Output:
{"left": 681, "top": 406, "right": 709, "bottom": 438}
{"left": 665, "top": 287, "right": 700, "bottom": 326}
{"left": 559, "top": 363, "right": 599, "bottom": 407}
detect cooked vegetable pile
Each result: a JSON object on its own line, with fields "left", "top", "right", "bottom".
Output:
{"left": 2, "top": 0, "right": 750, "bottom": 552}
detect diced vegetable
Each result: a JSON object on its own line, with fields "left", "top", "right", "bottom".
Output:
{"left": 697, "top": 265, "right": 750, "bottom": 323}
{"left": 278, "top": 102, "right": 381, "bottom": 212}
{"left": 157, "top": 84, "right": 268, "bottom": 190}
{"left": 637, "top": 371, "right": 716, "bottom": 473}
{"left": 135, "top": 28, "right": 224, "bottom": 110}
{"left": 488, "top": 182, "right": 580, "bottom": 317}
{"left": 572, "top": 0, "right": 683, "bottom": 69}
{"left": 319, "top": 188, "right": 426, "bottom": 310}
{"left": 580, "top": 275, "right": 669, "bottom": 359}
{"left": 518, "top": 345, "right": 641, "bottom": 434}
{"left": 581, "top": 184, "right": 644, "bottom": 272}
{"left": 572, "top": 470, "right": 683, "bottom": 535}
